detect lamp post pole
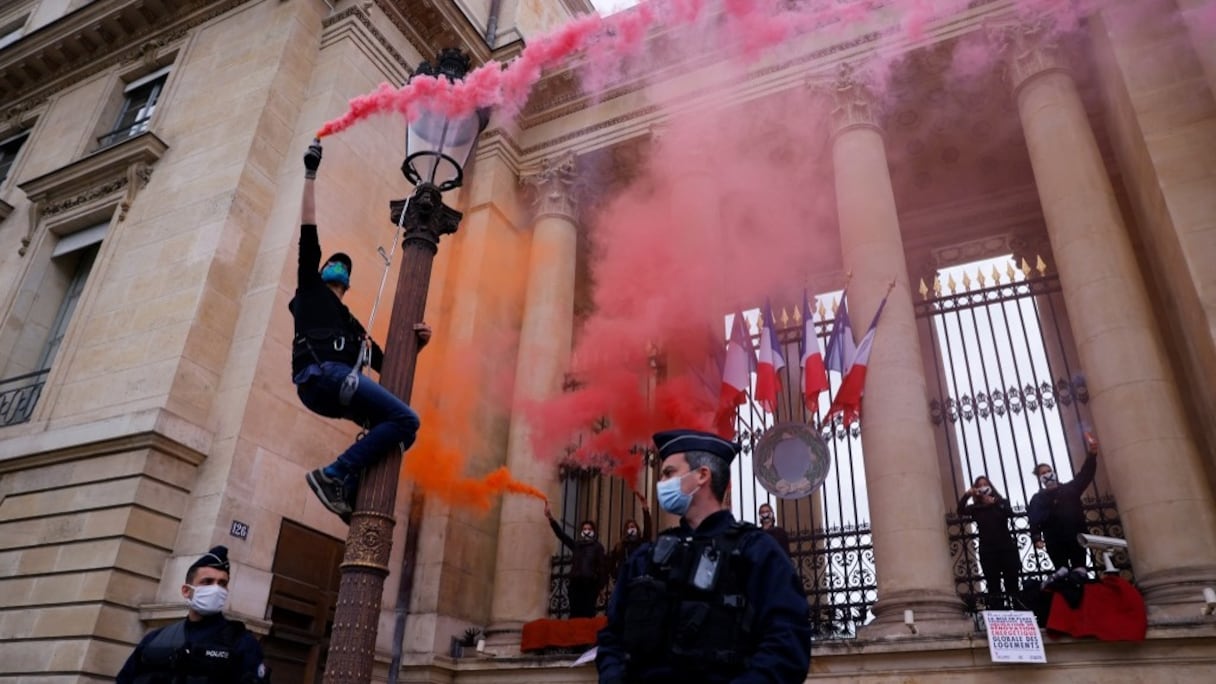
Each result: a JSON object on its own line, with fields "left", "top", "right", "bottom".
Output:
{"left": 323, "top": 48, "right": 480, "bottom": 683}
{"left": 322, "top": 185, "right": 460, "bottom": 684}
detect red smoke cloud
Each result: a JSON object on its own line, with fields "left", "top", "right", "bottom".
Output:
{"left": 327, "top": 0, "right": 1211, "bottom": 485}
{"left": 317, "top": 1, "right": 1106, "bottom": 139}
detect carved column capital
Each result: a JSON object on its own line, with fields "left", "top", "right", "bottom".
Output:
{"left": 817, "top": 62, "right": 883, "bottom": 139}
{"left": 521, "top": 151, "right": 579, "bottom": 223}
{"left": 988, "top": 20, "right": 1069, "bottom": 96}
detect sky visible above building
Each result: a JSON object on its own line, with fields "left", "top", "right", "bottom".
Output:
{"left": 591, "top": 0, "right": 640, "bottom": 15}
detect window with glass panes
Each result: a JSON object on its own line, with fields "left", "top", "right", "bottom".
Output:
{"left": 99, "top": 67, "right": 170, "bottom": 147}
{"left": 0, "top": 130, "right": 28, "bottom": 186}
{"left": 37, "top": 224, "right": 106, "bottom": 370}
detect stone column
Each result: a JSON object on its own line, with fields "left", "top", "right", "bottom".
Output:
{"left": 1001, "top": 22, "right": 1216, "bottom": 612}
{"left": 486, "top": 153, "right": 580, "bottom": 648}
{"left": 825, "top": 66, "right": 968, "bottom": 635}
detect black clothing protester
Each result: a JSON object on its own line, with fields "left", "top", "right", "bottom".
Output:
{"left": 762, "top": 524, "right": 792, "bottom": 558}
{"left": 609, "top": 508, "right": 653, "bottom": 580}
{"left": 290, "top": 224, "right": 383, "bottom": 379}
{"left": 1028, "top": 451, "right": 1097, "bottom": 570}
{"left": 549, "top": 518, "right": 607, "bottom": 618}
{"left": 958, "top": 492, "right": 1021, "bottom": 604}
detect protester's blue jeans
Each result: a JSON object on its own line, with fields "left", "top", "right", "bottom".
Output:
{"left": 295, "top": 361, "right": 420, "bottom": 476}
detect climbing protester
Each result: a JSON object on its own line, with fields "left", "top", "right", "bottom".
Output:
{"left": 292, "top": 139, "right": 430, "bottom": 520}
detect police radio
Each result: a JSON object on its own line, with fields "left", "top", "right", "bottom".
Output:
{"left": 692, "top": 546, "right": 721, "bottom": 591}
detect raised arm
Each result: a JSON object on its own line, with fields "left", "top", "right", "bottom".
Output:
{"left": 544, "top": 500, "right": 576, "bottom": 551}
{"left": 1074, "top": 449, "right": 1098, "bottom": 491}
{"left": 298, "top": 140, "right": 323, "bottom": 288}
{"left": 635, "top": 490, "right": 653, "bottom": 541}
{"left": 301, "top": 140, "right": 318, "bottom": 224}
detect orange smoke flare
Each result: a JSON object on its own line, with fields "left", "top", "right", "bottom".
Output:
{"left": 402, "top": 417, "right": 545, "bottom": 511}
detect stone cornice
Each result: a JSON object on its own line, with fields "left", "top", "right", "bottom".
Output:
{"left": 516, "top": 0, "right": 1024, "bottom": 158}
{"left": 559, "top": 0, "right": 596, "bottom": 17}
{"left": 322, "top": 5, "right": 412, "bottom": 86}
{"left": 17, "top": 131, "right": 167, "bottom": 254}
{"left": 0, "top": 0, "right": 257, "bottom": 117}
{"left": 0, "top": 408, "right": 211, "bottom": 474}
{"left": 374, "top": 0, "right": 490, "bottom": 67}
{"left": 0, "top": 198, "right": 11, "bottom": 223}
{"left": 474, "top": 128, "right": 524, "bottom": 173}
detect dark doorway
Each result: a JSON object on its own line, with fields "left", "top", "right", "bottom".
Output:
{"left": 261, "top": 520, "right": 343, "bottom": 683}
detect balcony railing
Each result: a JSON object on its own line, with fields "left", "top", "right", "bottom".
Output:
{"left": 0, "top": 369, "right": 49, "bottom": 427}
{"left": 96, "top": 118, "right": 151, "bottom": 149}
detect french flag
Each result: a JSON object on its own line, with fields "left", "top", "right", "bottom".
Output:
{"left": 823, "top": 291, "right": 856, "bottom": 375}
{"left": 800, "top": 291, "right": 829, "bottom": 410}
{"left": 716, "top": 311, "right": 755, "bottom": 435}
{"left": 753, "top": 300, "right": 785, "bottom": 414}
{"left": 826, "top": 293, "right": 890, "bottom": 426}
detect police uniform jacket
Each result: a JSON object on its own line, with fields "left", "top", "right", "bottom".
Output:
{"left": 116, "top": 613, "right": 268, "bottom": 684}
{"left": 596, "top": 509, "right": 811, "bottom": 683}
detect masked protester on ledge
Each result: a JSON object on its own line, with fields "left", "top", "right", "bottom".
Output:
{"left": 597, "top": 429, "right": 811, "bottom": 684}
{"left": 293, "top": 139, "right": 431, "bottom": 522}
{"left": 117, "top": 546, "right": 270, "bottom": 684}
{"left": 1028, "top": 433, "right": 1100, "bottom": 579}
{"left": 545, "top": 501, "right": 608, "bottom": 618}
{"left": 610, "top": 490, "right": 654, "bottom": 580}
{"left": 958, "top": 475, "right": 1021, "bottom": 609}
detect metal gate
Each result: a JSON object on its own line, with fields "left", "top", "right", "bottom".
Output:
{"left": 732, "top": 302, "right": 877, "bottom": 639}
{"left": 915, "top": 257, "right": 1131, "bottom": 614}
{"left": 546, "top": 257, "right": 1129, "bottom": 631}
{"left": 546, "top": 304, "right": 880, "bottom": 639}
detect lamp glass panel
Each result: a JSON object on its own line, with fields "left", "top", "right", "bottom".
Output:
{"left": 406, "top": 107, "right": 483, "bottom": 187}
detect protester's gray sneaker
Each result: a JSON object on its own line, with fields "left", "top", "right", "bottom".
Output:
{"left": 306, "top": 468, "right": 352, "bottom": 517}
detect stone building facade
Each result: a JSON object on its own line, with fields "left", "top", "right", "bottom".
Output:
{"left": 0, "top": 0, "right": 1214, "bottom": 682}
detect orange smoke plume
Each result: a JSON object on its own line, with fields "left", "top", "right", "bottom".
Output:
{"left": 402, "top": 429, "right": 545, "bottom": 510}
{"left": 399, "top": 334, "right": 545, "bottom": 510}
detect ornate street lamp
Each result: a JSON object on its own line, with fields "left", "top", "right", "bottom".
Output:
{"left": 323, "top": 48, "right": 488, "bottom": 684}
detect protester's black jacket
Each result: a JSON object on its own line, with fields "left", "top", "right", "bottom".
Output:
{"left": 290, "top": 224, "right": 383, "bottom": 377}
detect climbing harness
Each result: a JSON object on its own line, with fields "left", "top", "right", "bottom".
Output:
{"left": 340, "top": 196, "right": 409, "bottom": 432}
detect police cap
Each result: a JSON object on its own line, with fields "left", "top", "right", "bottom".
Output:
{"left": 188, "top": 545, "right": 230, "bottom": 574}
{"left": 653, "top": 429, "right": 740, "bottom": 464}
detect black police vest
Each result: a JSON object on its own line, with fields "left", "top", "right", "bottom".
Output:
{"left": 619, "top": 522, "right": 760, "bottom": 673}
{"left": 133, "top": 618, "right": 246, "bottom": 684}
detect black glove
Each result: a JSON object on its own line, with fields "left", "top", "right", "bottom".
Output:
{"left": 304, "top": 138, "right": 322, "bottom": 179}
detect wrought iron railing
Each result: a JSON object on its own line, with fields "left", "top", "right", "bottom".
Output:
{"left": 0, "top": 369, "right": 49, "bottom": 427}
{"left": 97, "top": 118, "right": 151, "bottom": 149}
{"left": 947, "top": 495, "right": 1131, "bottom": 616}
{"left": 792, "top": 523, "right": 877, "bottom": 639}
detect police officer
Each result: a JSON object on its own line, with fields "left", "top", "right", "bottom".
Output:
{"left": 597, "top": 429, "right": 811, "bottom": 683}
{"left": 116, "top": 546, "right": 270, "bottom": 683}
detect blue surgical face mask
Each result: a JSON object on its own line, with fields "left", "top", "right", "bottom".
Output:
{"left": 657, "top": 470, "right": 700, "bottom": 516}
{"left": 321, "top": 262, "right": 350, "bottom": 288}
